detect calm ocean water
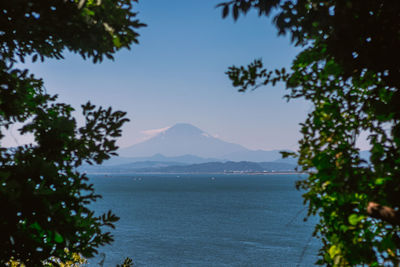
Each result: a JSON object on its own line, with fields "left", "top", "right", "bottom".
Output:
{"left": 88, "top": 174, "right": 320, "bottom": 266}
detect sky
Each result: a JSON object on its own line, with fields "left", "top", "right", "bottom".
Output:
{"left": 3, "top": 0, "right": 314, "bottom": 151}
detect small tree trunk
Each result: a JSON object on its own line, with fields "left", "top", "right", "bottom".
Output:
{"left": 367, "top": 202, "right": 400, "bottom": 226}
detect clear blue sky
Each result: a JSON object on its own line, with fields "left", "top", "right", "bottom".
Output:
{"left": 5, "top": 0, "right": 314, "bottom": 151}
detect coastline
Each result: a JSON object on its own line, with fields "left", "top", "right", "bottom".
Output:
{"left": 86, "top": 171, "right": 306, "bottom": 176}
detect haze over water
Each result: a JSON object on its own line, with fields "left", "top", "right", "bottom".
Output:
{"left": 89, "top": 174, "right": 320, "bottom": 266}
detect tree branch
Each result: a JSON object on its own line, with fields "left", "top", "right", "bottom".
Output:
{"left": 367, "top": 202, "right": 400, "bottom": 226}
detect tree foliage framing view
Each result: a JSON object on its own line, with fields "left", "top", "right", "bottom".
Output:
{"left": 0, "top": 0, "right": 145, "bottom": 265}
{"left": 219, "top": 0, "right": 400, "bottom": 266}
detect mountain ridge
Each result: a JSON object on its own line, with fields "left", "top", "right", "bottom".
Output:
{"left": 119, "top": 123, "right": 290, "bottom": 162}
{"left": 81, "top": 160, "right": 297, "bottom": 174}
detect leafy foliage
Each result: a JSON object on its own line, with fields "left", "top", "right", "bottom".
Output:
{"left": 0, "top": 0, "right": 145, "bottom": 63}
{"left": 8, "top": 249, "right": 87, "bottom": 267}
{"left": 116, "top": 257, "right": 134, "bottom": 267}
{"left": 0, "top": 0, "right": 145, "bottom": 265}
{"left": 220, "top": 0, "right": 400, "bottom": 265}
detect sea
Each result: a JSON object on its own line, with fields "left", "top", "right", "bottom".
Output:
{"left": 87, "top": 174, "right": 320, "bottom": 266}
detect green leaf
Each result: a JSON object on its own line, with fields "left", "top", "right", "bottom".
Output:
{"left": 30, "top": 222, "right": 41, "bottom": 231}
{"left": 113, "top": 36, "right": 121, "bottom": 48}
{"left": 54, "top": 232, "right": 64, "bottom": 243}
{"left": 329, "top": 245, "right": 340, "bottom": 258}
{"left": 348, "top": 214, "right": 364, "bottom": 225}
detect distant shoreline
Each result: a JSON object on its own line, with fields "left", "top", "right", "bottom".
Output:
{"left": 87, "top": 171, "right": 306, "bottom": 176}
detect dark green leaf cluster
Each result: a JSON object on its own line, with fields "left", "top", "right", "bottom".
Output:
{"left": 0, "top": 0, "right": 146, "bottom": 63}
{"left": 116, "top": 257, "right": 134, "bottom": 267}
{"left": 217, "top": 0, "right": 280, "bottom": 20}
{"left": 221, "top": 0, "right": 400, "bottom": 265}
{"left": 1, "top": 0, "right": 143, "bottom": 265}
{"left": 289, "top": 48, "right": 400, "bottom": 266}
{"left": 226, "top": 59, "right": 288, "bottom": 92}
{"left": 220, "top": 0, "right": 400, "bottom": 87}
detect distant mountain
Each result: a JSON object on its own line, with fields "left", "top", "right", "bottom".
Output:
{"left": 80, "top": 160, "right": 189, "bottom": 173}
{"left": 274, "top": 156, "right": 298, "bottom": 165}
{"left": 135, "top": 161, "right": 296, "bottom": 173}
{"left": 82, "top": 160, "right": 297, "bottom": 174}
{"left": 119, "top": 123, "right": 292, "bottom": 162}
{"left": 119, "top": 153, "right": 222, "bottom": 164}
{"left": 222, "top": 149, "right": 284, "bottom": 162}
{"left": 100, "top": 154, "right": 222, "bottom": 167}
{"left": 119, "top": 123, "right": 248, "bottom": 158}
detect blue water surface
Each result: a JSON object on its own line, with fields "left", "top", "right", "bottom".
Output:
{"left": 88, "top": 174, "right": 320, "bottom": 266}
